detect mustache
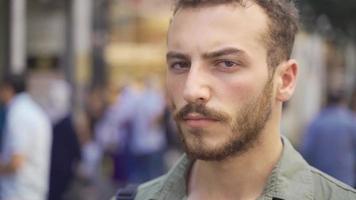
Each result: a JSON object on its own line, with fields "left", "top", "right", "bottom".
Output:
{"left": 174, "top": 103, "right": 230, "bottom": 122}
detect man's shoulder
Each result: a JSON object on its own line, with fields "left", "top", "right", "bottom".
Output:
{"left": 133, "top": 154, "right": 191, "bottom": 200}
{"left": 9, "top": 94, "right": 47, "bottom": 120}
{"left": 310, "top": 167, "right": 356, "bottom": 199}
{"left": 135, "top": 175, "right": 166, "bottom": 200}
{"left": 111, "top": 177, "right": 166, "bottom": 200}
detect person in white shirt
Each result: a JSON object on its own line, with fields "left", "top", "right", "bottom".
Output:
{"left": 0, "top": 75, "right": 52, "bottom": 200}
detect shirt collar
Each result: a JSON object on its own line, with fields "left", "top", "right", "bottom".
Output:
{"left": 260, "top": 136, "right": 314, "bottom": 200}
{"left": 150, "top": 136, "right": 314, "bottom": 200}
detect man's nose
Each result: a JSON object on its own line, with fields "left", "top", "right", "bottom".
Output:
{"left": 182, "top": 65, "right": 211, "bottom": 104}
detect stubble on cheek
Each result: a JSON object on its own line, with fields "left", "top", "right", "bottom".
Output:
{"left": 170, "top": 78, "right": 274, "bottom": 161}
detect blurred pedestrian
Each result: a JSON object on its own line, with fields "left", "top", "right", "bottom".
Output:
{"left": 301, "top": 90, "right": 356, "bottom": 187}
{"left": 0, "top": 74, "right": 52, "bottom": 200}
{"left": 75, "top": 112, "right": 101, "bottom": 200}
{"left": 129, "top": 76, "right": 167, "bottom": 183}
{"left": 47, "top": 79, "right": 81, "bottom": 200}
{"left": 350, "top": 88, "right": 356, "bottom": 188}
{"left": 95, "top": 80, "right": 141, "bottom": 185}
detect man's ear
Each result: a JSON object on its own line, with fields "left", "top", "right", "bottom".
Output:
{"left": 275, "top": 59, "right": 298, "bottom": 102}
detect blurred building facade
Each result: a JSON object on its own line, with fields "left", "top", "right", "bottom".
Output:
{"left": 0, "top": 0, "right": 10, "bottom": 79}
{"left": 0, "top": 0, "right": 103, "bottom": 110}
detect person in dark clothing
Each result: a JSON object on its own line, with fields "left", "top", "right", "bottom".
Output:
{"left": 301, "top": 90, "right": 356, "bottom": 187}
{"left": 350, "top": 88, "right": 356, "bottom": 188}
{"left": 0, "top": 104, "right": 6, "bottom": 151}
{"left": 48, "top": 115, "right": 81, "bottom": 200}
{"left": 46, "top": 79, "right": 81, "bottom": 200}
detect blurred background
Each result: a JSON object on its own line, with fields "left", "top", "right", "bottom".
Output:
{"left": 0, "top": 0, "right": 355, "bottom": 199}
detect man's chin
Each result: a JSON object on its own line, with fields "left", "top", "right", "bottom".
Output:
{"left": 178, "top": 126, "right": 257, "bottom": 161}
{"left": 183, "top": 140, "right": 236, "bottom": 161}
{"left": 181, "top": 134, "right": 259, "bottom": 161}
{"left": 185, "top": 148, "right": 234, "bottom": 161}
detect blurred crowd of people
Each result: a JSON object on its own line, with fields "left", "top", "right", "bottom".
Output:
{"left": 0, "top": 73, "right": 83, "bottom": 200}
{"left": 0, "top": 72, "right": 354, "bottom": 200}
{"left": 78, "top": 74, "right": 185, "bottom": 200}
{"left": 0, "top": 72, "right": 181, "bottom": 200}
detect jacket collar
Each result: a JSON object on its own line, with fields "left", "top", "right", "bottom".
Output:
{"left": 260, "top": 136, "right": 314, "bottom": 200}
{"left": 149, "top": 136, "right": 314, "bottom": 200}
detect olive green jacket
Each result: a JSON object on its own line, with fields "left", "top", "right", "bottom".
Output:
{"left": 129, "top": 137, "right": 356, "bottom": 200}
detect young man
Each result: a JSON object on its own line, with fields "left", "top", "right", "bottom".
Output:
{"left": 116, "top": 0, "right": 356, "bottom": 199}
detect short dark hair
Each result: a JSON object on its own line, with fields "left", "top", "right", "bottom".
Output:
{"left": 173, "top": 0, "right": 299, "bottom": 68}
{"left": 1, "top": 74, "right": 27, "bottom": 94}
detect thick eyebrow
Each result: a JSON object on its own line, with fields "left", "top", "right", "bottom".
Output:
{"left": 202, "top": 47, "right": 247, "bottom": 59}
{"left": 166, "top": 51, "right": 190, "bottom": 61}
{"left": 166, "top": 47, "right": 248, "bottom": 61}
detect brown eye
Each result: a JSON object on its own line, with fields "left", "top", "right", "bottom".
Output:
{"left": 214, "top": 59, "right": 242, "bottom": 73}
{"left": 169, "top": 61, "right": 190, "bottom": 73}
{"left": 220, "top": 61, "right": 236, "bottom": 67}
{"left": 216, "top": 60, "right": 239, "bottom": 68}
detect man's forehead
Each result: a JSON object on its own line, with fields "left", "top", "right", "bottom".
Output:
{"left": 172, "top": 0, "right": 259, "bottom": 17}
{"left": 173, "top": 0, "right": 254, "bottom": 13}
{"left": 167, "top": 3, "right": 269, "bottom": 53}
{"left": 169, "top": 2, "right": 268, "bottom": 34}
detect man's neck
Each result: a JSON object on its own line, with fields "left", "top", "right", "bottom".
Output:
{"left": 187, "top": 132, "right": 283, "bottom": 200}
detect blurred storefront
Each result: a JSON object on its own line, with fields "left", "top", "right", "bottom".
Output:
{"left": 0, "top": 0, "right": 172, "bottom": 108}
{"left": 106, "top": 0, "right": 171, "bottom": 83}
{"left": 0, "top": 0, "right": 99, "bottom": 111}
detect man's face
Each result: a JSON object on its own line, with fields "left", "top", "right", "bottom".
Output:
{"left": 166, "top": 3, "right": 277, "bottom": 161}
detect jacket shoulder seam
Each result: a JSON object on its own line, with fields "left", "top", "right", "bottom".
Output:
{"left": 135, "top": 175, "right": 166, "bottom": 199}
{"left": 310, "top": 167, "right": 356, "bottom": 193}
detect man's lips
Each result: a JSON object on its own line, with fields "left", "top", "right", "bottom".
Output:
{"left": 182, "top": 113, "right": 219, "bottom": 128}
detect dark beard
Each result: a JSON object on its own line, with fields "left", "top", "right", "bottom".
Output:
{"left": 173, "top": 79, "right": 273, "bottom": 161}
